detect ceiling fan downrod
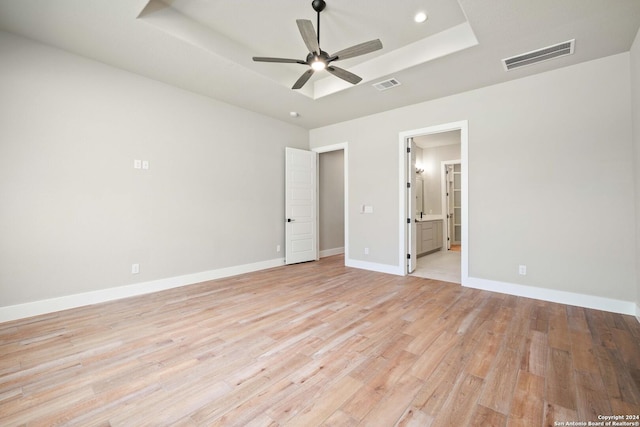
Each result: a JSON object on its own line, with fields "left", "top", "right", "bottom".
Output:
{"left": 312, "top": 0, "right": 326, "bottom": 46}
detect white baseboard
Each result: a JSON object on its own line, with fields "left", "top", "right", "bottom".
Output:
{"left": 345, "top": 258, "right": 403, "bottom": 276}
{"left": 464, "top": 276, "right": 636, "bottom": 316}
{"left": 4, "top": 258, "right": 636, "bottom": 323}
{"left": 319, "top": 247, "right": 345, "bottom": 258}
{"left": 0, "top": 258, "right": 285, "bottom": 323}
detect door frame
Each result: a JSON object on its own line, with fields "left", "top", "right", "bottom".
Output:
{"left": 312, "top": 142, "right": 349, "bottom": 264}
{"left": 398, "top": 121, "right": 468, "bottom": 281}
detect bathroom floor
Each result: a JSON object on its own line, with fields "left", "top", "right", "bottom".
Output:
{"left": 412, "top": 249, "right": 461, "bottom": 284}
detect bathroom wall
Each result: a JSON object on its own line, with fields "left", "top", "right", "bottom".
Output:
{"left": 419, "top": 140, "right": 461, "bottom": 215}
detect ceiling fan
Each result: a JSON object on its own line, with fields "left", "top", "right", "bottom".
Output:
{"left": 252, "top": 0, "right": 383, "bottom": 90}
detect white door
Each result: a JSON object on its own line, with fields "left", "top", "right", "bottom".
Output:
{"left": 407, "top": 139, "right": 417, "bottom": 273}
{"left": 452, "top": 163, "right": 462, "bottom": 245}
{"left": 446, "top": 164, "right": 454, "bottom": 250}
{"left": 444, "top": 161, "right": 462, "bottom": 249}
{"left": 285, "top": 147, "right": 318, "bottom": 265}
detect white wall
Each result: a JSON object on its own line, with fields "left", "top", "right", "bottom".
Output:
{"left": 310, "top": 52, "right": 636, "bottom": 311}
{"left": 0, "top": 32, "right": 308, "bottom": 314}
{"left": 632, "top": 28, "right": 640, "bottom": 319}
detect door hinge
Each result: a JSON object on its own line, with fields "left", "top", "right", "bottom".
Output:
{"left": 407, "top": 254, "right": 411, "bottom": 259}
{"left": 407, "top": 147, "right": 411, "bottom": 153}
{"left": 407, "top": 218, "right": 411, "bottom": 224}
{"left": 407, "top": 182, "right": 411, "bottom": 188}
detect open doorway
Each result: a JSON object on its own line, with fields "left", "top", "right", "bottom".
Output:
{"left": 313, "top": 143, "right": 348, "bottom": 262}
{"left": 399, "top": 121, "right": 468, "bottom": 284}
{"left": 318, "top": 149, "right": 345, "bottom": 257}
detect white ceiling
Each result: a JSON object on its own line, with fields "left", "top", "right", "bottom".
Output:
{"left": 0, "top": 0, "right": 639, "bottom": 129}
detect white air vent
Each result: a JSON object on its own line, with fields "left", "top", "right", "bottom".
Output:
{"left": 372, "top": 78, "right": 401, "bottom": 91}
{"left": 502, "top": 39, "right": 575, "bottom": 71}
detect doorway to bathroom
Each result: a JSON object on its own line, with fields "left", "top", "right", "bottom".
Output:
{"left": 399, "top": 121, "right": 468, "bottom": 284}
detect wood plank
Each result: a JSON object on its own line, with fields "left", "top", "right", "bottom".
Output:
{"left": 358, "top": 372, "right": 425, "bottom": 426}
{"left": 320, "top": 409, "right": 359, "bottom": 427}
{"left": 395, "top": 406, "right": 434, "bottom": 427}
{"left": 574, "top": 370, "right": 612, "bottom": 422}
{"left": 507, "top": 370, "right": 544, "bottom": 427}
{"left": 611, "top": 327, "right": 640, "bottom": 370}
{"left": 545, "top": 348, "right": 577, "bottom": 410}
{"left": 548, "top": 305, "right": 571, "bottom": 351}
{"left": 413, "top": 326, "right": 482, "bottom": 417}
{"left": 466, "top": 329, "right": 502, "bottom": 379}
{"left": 520, "top": 330, "right": 546, "bottom": 377}
{"left": 543, "top": 401, "right": 578, "bottom": 427}
{"left": 470, "top": 405, "right": 507, "bottom": 427}
{"left": 530, "top": 303, "right": 550, "bottom": 333}
{"left": 280, "top": 375, "right": 362, "bottom": 426}
{"left": 409, "top": 330, "right": 458, "bottom": 380}
{"left": 431, "top": 373, "right": 484, "bottom": 427}
{"left": 477, "top": 347, "right": 520, "bottom": 415}
{"left": 596, "top": 345, "right": 640, "bottom": 405}
{"left": 569, "top": 328, "right": 600, "bottom": 374}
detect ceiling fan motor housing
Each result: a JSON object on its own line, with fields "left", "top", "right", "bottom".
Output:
{"left": 306, "top": 50, "right": 330, "bottom": 64}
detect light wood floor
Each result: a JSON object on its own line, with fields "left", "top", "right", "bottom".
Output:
{"left": 1, "top": 255, "right": 639, "bottom": 426}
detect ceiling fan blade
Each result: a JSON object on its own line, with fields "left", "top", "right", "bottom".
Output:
{"left": 296, "top": 19, "right": 320, "bottom": 54}
{"left": 253, "top": 57, "right": 307, "bottom": 64}
{"left": 292, "top": 69, "right": 314, "bottom": 89}
{"left": 331, "top": 39, "right": 383, "bottom": 61}
{"left": 327, "top": 66, "right": 362, "bottom": 85}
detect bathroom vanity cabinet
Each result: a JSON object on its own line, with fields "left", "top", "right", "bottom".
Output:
{"left": 416, "top": 219, "right": 443, "bottom": 256}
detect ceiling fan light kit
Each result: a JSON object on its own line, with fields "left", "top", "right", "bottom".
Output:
{"left": 252, "top": 0, "right": 383, "bottom": 89}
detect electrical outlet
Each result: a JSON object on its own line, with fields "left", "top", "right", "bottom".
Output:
{"left": 131, "top": 263, "right": 140, "bottom": 274}
{"left": 142, "top": 160, "right": 149, "bottom": 170}
{"left": 276, "top": 245, "right": 281, "bottom": 253}
{"left": 518, "top": 265, "right": 527, "bottom": 275}
{"left": 134, "top": 159, "right": 142, "bottom": 169}
{"left": 364, "top": 247, "right": 369, "bottom": 255}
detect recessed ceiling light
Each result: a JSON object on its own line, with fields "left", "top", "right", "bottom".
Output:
{"left": 289, "top": 111, "right": 300, "bottom": 118}
{"left": 414, "top": 11, "right": 428, "bottom": 23}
